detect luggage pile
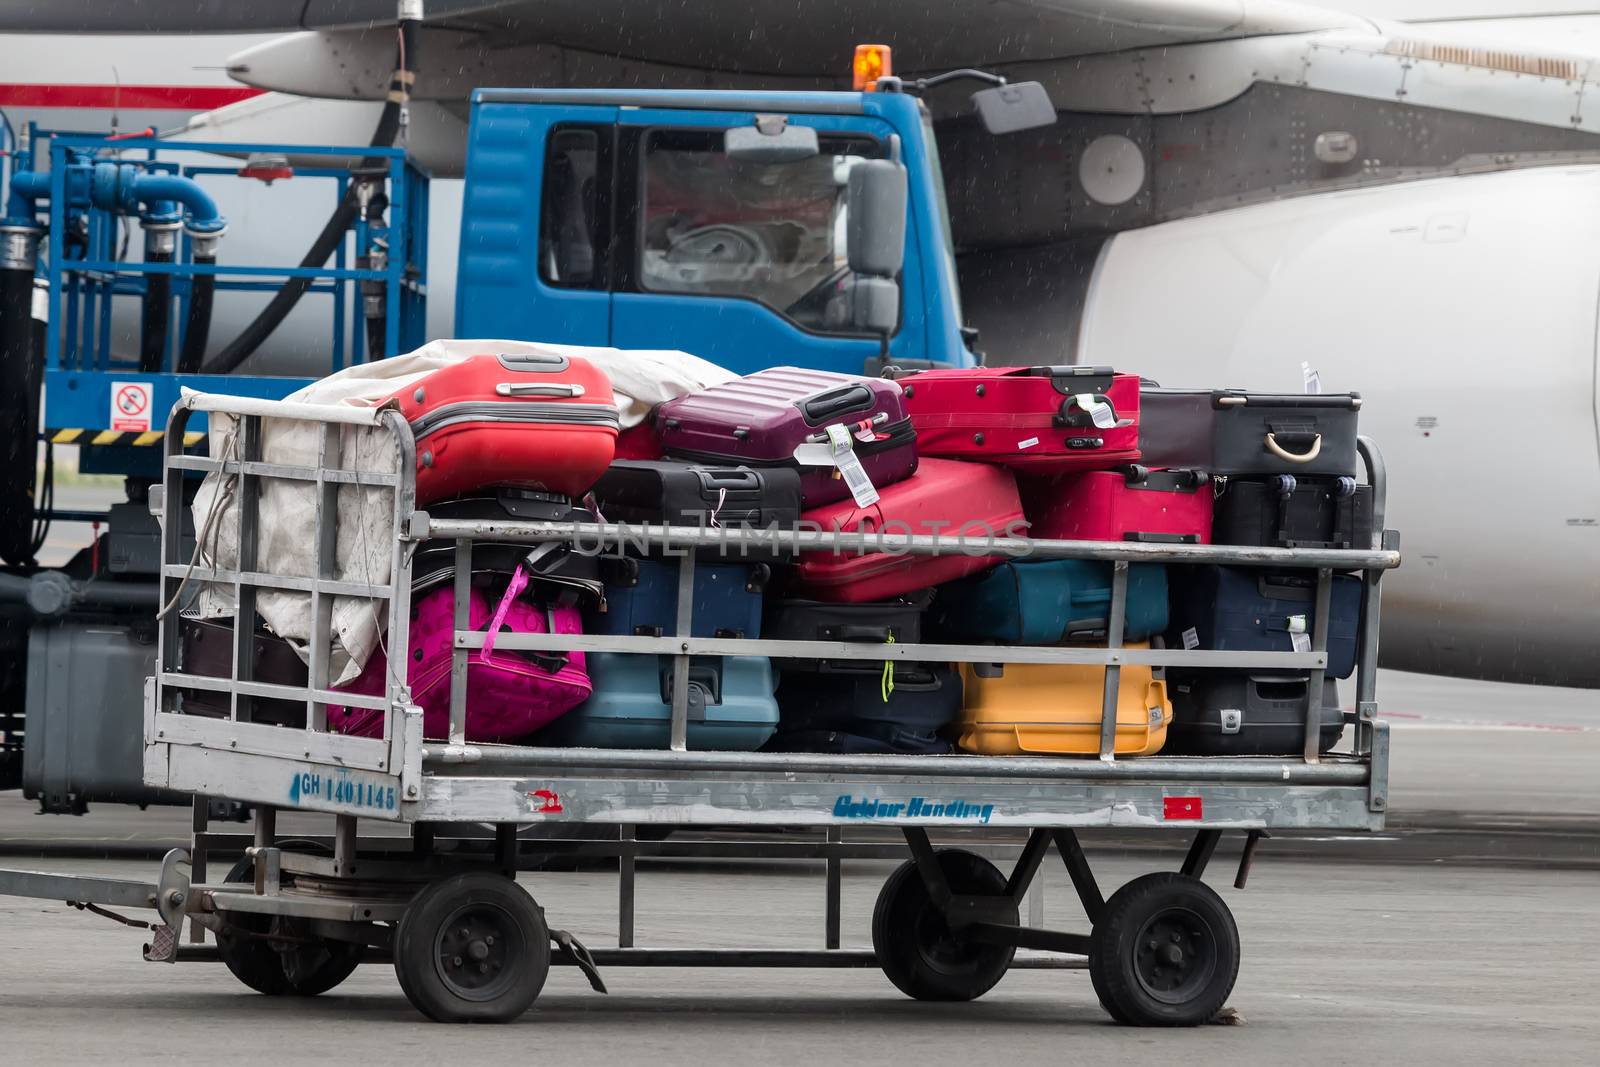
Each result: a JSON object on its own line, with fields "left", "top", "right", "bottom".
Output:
{"left": 183, "top": 353, "right": 1372, "bottom": 760}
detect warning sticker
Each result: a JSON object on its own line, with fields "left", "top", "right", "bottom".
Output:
{"left": 111, "top": 382, "right": 154, "bottom": 433}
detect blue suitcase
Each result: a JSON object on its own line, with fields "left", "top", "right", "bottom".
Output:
{"left": 588, "top": 556, "right": 769, "bottom": 639}
{"left": 773, "top": 664, "right": 961, "bottom": 754}
{"left": 1167, "top": 567, "right": 1362, "bottom": 679}
{"left": 536, "top": 653, "right": 778, "bottom": 750}
{"left": 930, "top": 559, "right": 1168, "bottom": 644}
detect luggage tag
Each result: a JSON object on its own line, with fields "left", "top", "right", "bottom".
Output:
{"left": 1070, "top": 393, "right": 1132, "bottom": 429}
{"left": 825, "top": 423, "right": 880, "bottom": 508}
{"left": 1286, "top": 614, "right": 1312, "bottom": 654}
{"left": 1302, "top": 361, "right": 1321, "bottom": 395}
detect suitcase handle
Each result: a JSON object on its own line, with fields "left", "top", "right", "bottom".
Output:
{"left": 1026, "top": 365, "right": 1116, "bottom": 395}
{"left": 1214, "top": 391, "right": 1361, "bottom": 409}
{"left": 1263, "top": 432, "right": 1322, "bottom": 464}
{"left": 496, "top": 352, "right": 571, "bottom": 371}
{"left": 1122, "top": 531, "right": 1199, "bottom": 544}
{"left": 495, "top": 382, "right": 586, "bottom": 398}
{"left": 691, "top": 467, "right": 763, "bottom": 490}
{"left": 827, "top": 623, "right": 896, "bottom": 642}
{"left": 800, "top": 384, "right": 874, "bottom": 423}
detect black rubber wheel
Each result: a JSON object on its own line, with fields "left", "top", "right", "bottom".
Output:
{"left": 393, "top": 871, "right": 551, "bottom": 1023}
{"left": 871, "top": 849, "right": 1016, "bottom": 1002}
{"left": 217, "top": 843, "right": 364, "bottom": 997}
{"left": 1088, "top": 872, "right": 1240, "bottom": 1026}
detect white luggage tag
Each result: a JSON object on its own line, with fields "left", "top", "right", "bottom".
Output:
{"left": 1286, "top": 614, "right": 1311, "bottom": 653}
{"left": 1072, "top": 393, "right": 1131, "bottom": 429}
{"left": 1302, "top": 361, "right": 1321, "bottom": 395}
{"left": 825, "top": 422, "right": 880, "bottom": 508}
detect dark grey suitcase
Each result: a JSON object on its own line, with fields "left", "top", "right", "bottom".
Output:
{"left": 1139, "top": 389, "right": 1360, "bottom": 477}
{"left": 1167, "top": 672, "right": 1344, "bottom": 755}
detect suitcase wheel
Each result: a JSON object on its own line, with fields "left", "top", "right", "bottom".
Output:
{"left": 1087, "top": 872, "right": 1240, "bottom": 1026}
{"left": 871, "top": 849, "right": 1015, "bottom": 1002}
{"left": 393, "top": 868, "right": 552, "bottom": 1022}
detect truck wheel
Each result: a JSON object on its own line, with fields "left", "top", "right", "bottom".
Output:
{"left": 217, "top": 845, "right": 363, "bottom": 997}
{"left": 1088, "top": 872, "right": 1239, "bottom": 1026}
{"left": 871, "top": 849, "right": 1016, "bottom": 1002}
{"left": 393, "top": 871, "right": 550, "bottom": 1023}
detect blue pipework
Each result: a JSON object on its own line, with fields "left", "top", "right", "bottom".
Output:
{"left": 6, "top": 152, "right": 226, "bottom": 236}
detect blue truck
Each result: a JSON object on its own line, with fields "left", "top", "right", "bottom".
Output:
{"left": 0, "top": 77, "right": 1052, "bottom": 809}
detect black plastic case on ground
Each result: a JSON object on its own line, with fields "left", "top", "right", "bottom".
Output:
{"left": 1212, "top": 476, "right": 1375, "bottom": 550}
{"left": 1166, "top": 671, "right": 1344, "bottom": 755}
{"left": 1139, "top": 390, "right": 1360, "bottom": 477}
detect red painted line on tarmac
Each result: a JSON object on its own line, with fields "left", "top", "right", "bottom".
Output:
{"left": 0, "top": 84, "right": 263, "bottom": 110}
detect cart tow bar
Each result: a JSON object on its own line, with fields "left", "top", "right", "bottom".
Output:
{"left": 553, "top": 928, "right": 607, "bottom": 993}
{"left": 143, "top": 848, "right": 192, "bottom": 964}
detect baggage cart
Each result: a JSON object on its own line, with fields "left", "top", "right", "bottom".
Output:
{"left": 0, "top": 392, "right": 1402, "bottom": 1027}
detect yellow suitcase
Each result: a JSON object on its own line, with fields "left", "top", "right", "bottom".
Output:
{"left": 956, "top": 644, "right": 1171, "bottom": 756}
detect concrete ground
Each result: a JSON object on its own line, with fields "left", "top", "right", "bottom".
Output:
{"left": 0, "top": 668, "right": 1596, "bottom": 1063}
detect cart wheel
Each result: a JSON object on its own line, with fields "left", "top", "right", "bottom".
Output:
{"left": 871, "top": 849, "right": 1016, "bottom": 1002}
{"left": 393, "top": 871, "right": 551, "bottom": 1023}
{"left": 217, "top": 845, "right": 364, "bottom": 997}
{"left": 1088, "top": 872, "right": 1240, "bottom": 1027}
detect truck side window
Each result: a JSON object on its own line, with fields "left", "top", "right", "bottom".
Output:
{"left": 540, "top": 127, "right": 606, "bottom": 289}
{"left": 637, "top": 129, "right": 884, "bottom": 333}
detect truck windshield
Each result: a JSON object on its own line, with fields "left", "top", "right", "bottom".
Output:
{"left": 920, "top": 107, "right": 964, "bottom": 333}
{"left": 638, "top": 129, "right": 883, "bottom": 333}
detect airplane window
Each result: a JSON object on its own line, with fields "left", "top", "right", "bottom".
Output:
{"left": 638, "top": 129, "right": 883, "bottom": 333}
{"left": 540, "top": 127, "right": 605, "bottom": 289}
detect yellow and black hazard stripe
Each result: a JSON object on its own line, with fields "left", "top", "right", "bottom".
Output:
{"left": 47, "top": 429, "right": 206, "bottom": 447}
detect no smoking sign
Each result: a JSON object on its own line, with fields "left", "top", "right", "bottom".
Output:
{"left": 110, "top": 381, "right": 154, "bottom": 433}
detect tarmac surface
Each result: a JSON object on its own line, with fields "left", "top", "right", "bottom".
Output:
{"left": 0, "top": 668, "right": 1596, "bottom": 1064}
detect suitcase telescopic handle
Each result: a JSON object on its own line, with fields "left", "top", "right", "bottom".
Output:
{"left": 496, "top": 382, "right": 586, "bottom": 398}
{"left": 801, "top": 384, "right": 874, "bottom": 422}
{"left": 1263, "top": 431, "right": 1322, "bottom": 464}
{"left": 804, "top": 411, "right": 888, "bottom": 443}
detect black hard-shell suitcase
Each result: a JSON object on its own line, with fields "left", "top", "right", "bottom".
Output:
{"left": 763, "top": 590, "right": 931, "bottom": 672}
{"left": 773, "top": 663, "right": 961, "bottom": 753}
{"left": 1139, "top": 390, "right": 1360, "bottom": 477}
{"left": 588, "top": 461, "right": 802, "bottom": 557}
{"left": 1212, "top": 474, "right": 1376, "bottom": 551}
{"left": 1167, "top": 672, "right": 1344, "bottom": 755}
{"left": 411, "top": 488, "right": 601, "bottom": 602}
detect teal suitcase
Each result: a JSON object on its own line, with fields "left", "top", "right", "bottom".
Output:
{"left": 931, "top": 559, "right": 1168, "bottom": 644}
{"left": 536, "top": 653, "right": 778, "bottom": 750}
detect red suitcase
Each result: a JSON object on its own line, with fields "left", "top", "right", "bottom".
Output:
{"left": 1025, "top": 466, "right": 1212, "bottom": 544}
{"left": 899, "top": 365, "right": 1140, "bottom": 473}
{"left": 387, "top": 352, "right": 620, "bottom": 504}
{"left": 790, "top": 457, "right": 1025, "bottom": 602}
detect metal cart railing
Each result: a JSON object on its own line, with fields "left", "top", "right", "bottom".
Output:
{"left": 1, "top": 390, "right": 1402, "bottom": 1027}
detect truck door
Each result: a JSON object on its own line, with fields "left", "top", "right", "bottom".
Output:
{"left": 608, "top": 109, "right": 928, "bottom": 375}
{"left": 456, "top": 103, "right": 619, "bottom": 345}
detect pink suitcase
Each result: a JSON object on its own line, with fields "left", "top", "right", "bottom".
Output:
{"left": 656, "top": 366, "right": 917, "bottom": 508}
{"left": 789, "top": 457, "right": 1025, "bottom": 602}
{"left": 330, "top": 578, "right": 590, "bottom": 742}
{"left": 899, "top": 365, "right": 1140, "bottom": 473}
{"left": 385, "top": 351, "right": 620, "bottom": 504}
{"left": 1024, "top": 466, "right": 1213, "bottom": 544}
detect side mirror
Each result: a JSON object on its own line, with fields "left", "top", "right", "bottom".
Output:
{"left": 846, "top": 159, "right": 907, "bottom": 277}
{"left": 971, "top": 81, "right": 1057, "bottom": 135}
{"left": 724, "top": 119, "right": 819, "bottom": 164}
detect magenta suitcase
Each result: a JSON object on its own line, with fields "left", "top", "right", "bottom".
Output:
{"left": 789, "top": 457, "right": 1026, "bottom": 602}
{"left": 330, "top": 582, "right": 590, "bottom": 742}
{"left": 899, "top": 365, "right": 1140, "bottom": 473}
{"left": 656, "top": 366, "right": 917, "bottom": 507}
{"left": 1024, "top": 466, "right": 1213, "bottom": 544}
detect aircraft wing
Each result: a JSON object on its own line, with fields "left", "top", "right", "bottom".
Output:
{"left": 224, "top": 0, "right": 1376, "bottom": 99}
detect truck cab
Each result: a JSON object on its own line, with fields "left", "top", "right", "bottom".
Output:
{"left": 454, "top": 88, "right": 976, "bottom": 375}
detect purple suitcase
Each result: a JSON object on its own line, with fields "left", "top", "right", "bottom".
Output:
{"left": 656, "top": 367, "right": 918, "bottom": 507}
